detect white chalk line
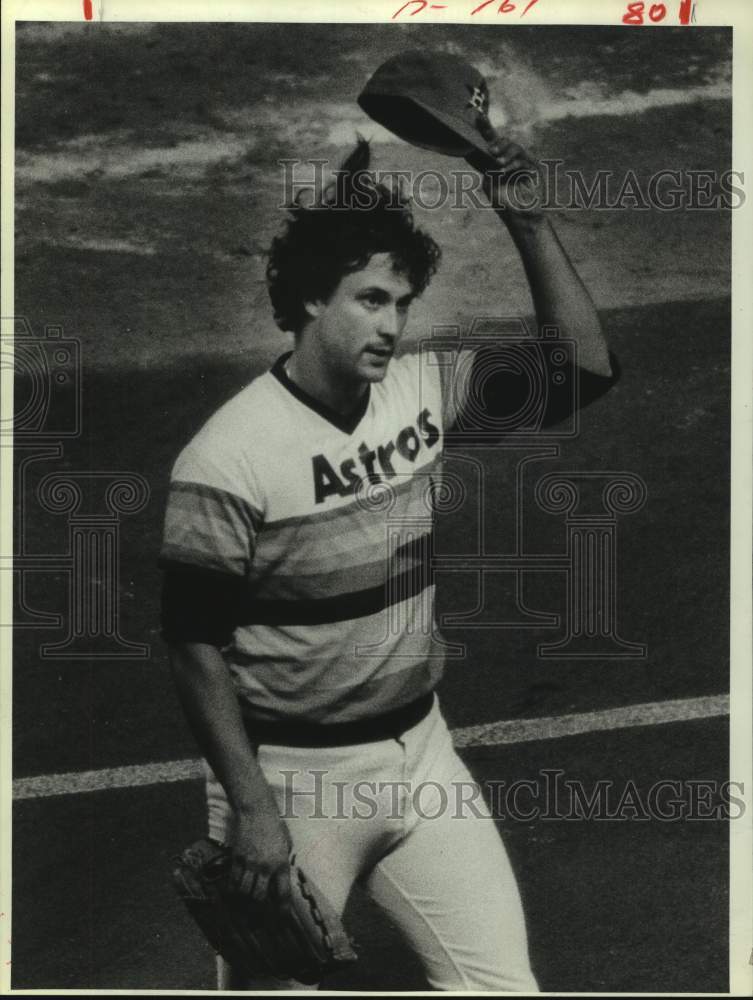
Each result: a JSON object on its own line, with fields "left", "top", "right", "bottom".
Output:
{"left": 12, "top": 694, "right": 729, "bottom": 802}
{"left": 451, "top": 693, "right": 729, "bottom": 748}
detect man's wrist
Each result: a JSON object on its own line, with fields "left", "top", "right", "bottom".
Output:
{"left": 228, "top": 775, "right": 276, "bottom": 817}
{"left": 499, "top": 208, "right": 549, "bottom": 242}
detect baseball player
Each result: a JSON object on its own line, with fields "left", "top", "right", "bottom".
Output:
{"left": 160, "top": 63, "right": 616, "bottom": 990}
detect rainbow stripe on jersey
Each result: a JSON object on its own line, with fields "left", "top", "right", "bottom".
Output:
{"left": 160, "top": 349, "right": 451, "bottom": 724}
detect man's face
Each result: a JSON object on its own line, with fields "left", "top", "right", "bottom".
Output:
{"left": 305, "top": 252, "right": 415, "bottom": 384}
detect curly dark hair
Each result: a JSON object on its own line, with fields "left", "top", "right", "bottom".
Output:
{"left": 266, "top": 139, "right": 441, "bottom": 334}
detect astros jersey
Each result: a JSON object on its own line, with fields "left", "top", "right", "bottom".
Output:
{"left": 160, "top": 349, "right": 451, "bottom": 725}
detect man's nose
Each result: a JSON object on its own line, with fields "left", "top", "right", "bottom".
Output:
{"left": 379, "top": 306, "right": 402, "bottom": 339}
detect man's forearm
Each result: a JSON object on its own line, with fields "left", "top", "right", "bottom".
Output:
{"left": 502, "top": 212, "right": 612, "bottom": 377}
{"left": 168, "top": 642, "right": 277, "bottom": 817}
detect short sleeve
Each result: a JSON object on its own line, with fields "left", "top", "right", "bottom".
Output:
{"left": 159, "top": 443, "right": 264, "bottom": 646}
{"left": 159, "top": 444, "right": 263, "bottom": 576}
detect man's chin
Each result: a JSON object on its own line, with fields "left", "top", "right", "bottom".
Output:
{"left": 361, "top": 357, "right": 392, "bottom": 382}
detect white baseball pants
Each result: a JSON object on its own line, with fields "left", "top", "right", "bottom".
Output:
{"left": 205, "top": 696, "right": 539, "bottom": 992}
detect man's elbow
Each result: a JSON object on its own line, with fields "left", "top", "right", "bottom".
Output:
{"left": 586, "top": 358, "right": 613, "bottom": 379}
{"left": 168, "top": 640, "right": 227, "bottom": 678}
{"left": 577, "top": 351, "right": 621, "bottom": 409}
{"left": 577, "top": 339, "right": 613, "bottom": 379}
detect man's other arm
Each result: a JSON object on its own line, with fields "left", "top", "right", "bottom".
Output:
{"left": 504, "top": 215, "right": 612, "bottom": 377}
{"left": 168, "top": 639, "right": 293, "bottom": 909}
{"left": 467, "top": 120, "right": 613, "bottom": 378}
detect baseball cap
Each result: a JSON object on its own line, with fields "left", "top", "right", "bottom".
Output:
{"left": 357, "top": 50, "right": 492, "bottom": 158}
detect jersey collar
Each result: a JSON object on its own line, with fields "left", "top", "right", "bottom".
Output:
{"left": 271, "top": 352, "right": 371, "bottom": 436}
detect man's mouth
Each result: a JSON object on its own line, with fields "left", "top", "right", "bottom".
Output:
{"left": 364, "top": 346, "right": 393, "bottom": 360}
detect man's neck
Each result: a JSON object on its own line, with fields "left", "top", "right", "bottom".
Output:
{"left": 286, "top": 350, "right": 367, "bottom": 418}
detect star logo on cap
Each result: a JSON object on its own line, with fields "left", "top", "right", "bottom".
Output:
{"left": 466, "top": 83, "right": 488, "bottom": 113}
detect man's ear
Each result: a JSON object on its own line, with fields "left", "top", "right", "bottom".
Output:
{"left": 304, "top": 300, "right": 323, "bottom": 319}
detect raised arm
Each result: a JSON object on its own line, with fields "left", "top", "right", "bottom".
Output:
{"left": 466, "top": 119, "right": 612, "bottom": 378}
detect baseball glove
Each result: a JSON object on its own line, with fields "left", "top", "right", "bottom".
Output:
{"left": 171, "top": 837, "right": 358, "bottom": 984}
